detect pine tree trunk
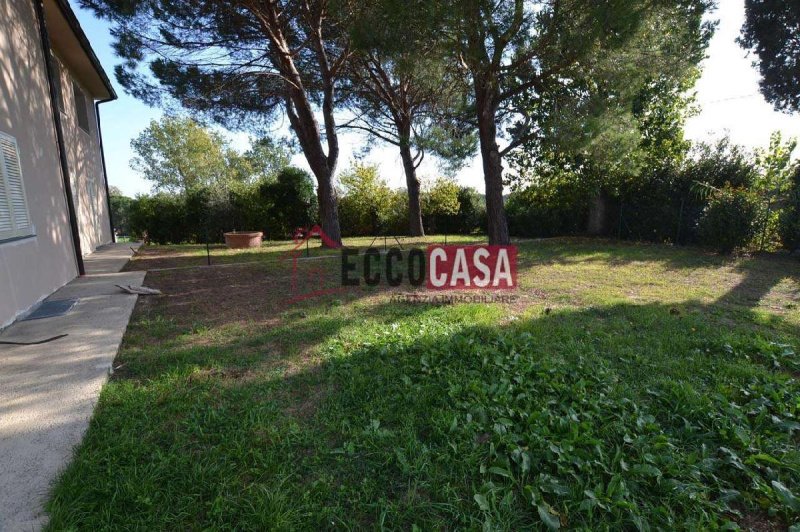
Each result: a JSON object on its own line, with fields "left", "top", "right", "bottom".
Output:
{"left": 399, "top": 143, "right": 425, "bottom": 237}
{"left": 316, "top": 168, "right": 342, "bottom": 245}
{"left": 269, "top": 11, "right": 342, "bottom": 248}
{"left": 475, "top": 81, "right": 510, "bottom": 245}
{"left": 284, "top": 88, "right": 342, "bottom": 247}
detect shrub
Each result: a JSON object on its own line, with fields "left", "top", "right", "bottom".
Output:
{"left": 454, "top": 187, "right": 487, "bottom": 234}
{"left": 337, "top": 164, "right": 395, "bottom": 236}
{"left": 422, "top": 178, "right": 461, "bottom": 234}
{"left": 383, "top": 189, "right": 410, "bottom": 236}
{"left": 110, "top": 193, "right": 133, "bottom": 236}
{"left": 682, "top": 138, "right": 757, "bottom": 190}
{"left": 618, "top": 140, "right": 759, "bottom": 244}
{"left": 779, "top": 166, "right": 800, "bottom": 251}
{"left": 507, "top": 177, "right": 589, "bottom": 238}
{"left": 126, "top": 166, "right": 317, "bottom": 244}
{"left": 260, "top": 167, "right": 318, "bottom": 239}
{"left": 696, "top": 187, "right": 760, "bottom": 253}
{"left": 427, "top": 186, "right": 486, "bottom": 235}
{"left": 129, "top": 193, "right": 188, "bottom": 244}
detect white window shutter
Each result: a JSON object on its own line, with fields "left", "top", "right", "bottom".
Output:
{"left": 0, "top": 164, "right": 12, "bottom": 235}
{"left": 0, "top": 133, "right": 33, "bottom": 240}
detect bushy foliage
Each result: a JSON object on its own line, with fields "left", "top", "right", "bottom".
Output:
{"left": 620, "top": 140, "right": 760, "bottom": 244}
{"left": 696, "top": 187, "right": 760, "bottom": 254}
{"left": 422, "top": 178, "right": 461, "bottom": 234}
{"left": 452, "top": 187, "right": 487, "bottom": 235}
{"left": 110, "top": 192, "right": 133, "bottom": 236}
{"left": 335, "top": 167, "right": 483, "bottom": 237}
{"left": 129, "top": 193, "right": 189, "bottom": 244}
{"left": 259, "top": 167, "right": 318, "bottom": 239}
{"left": 338, "top": 164, "right": 397, "bottom": 236}
{"left": 779, "top": 166, "right": 800, "bottom": 251}
{"left": 751, "top": 133, "right": 799, "bottom": 250}
{"left": 682, "top": 138, "right": 757, "bottom": 190}
{"left": 614, "top": 168, "right": 684, "bottom": 242}
{"left": 128, "top": 167, "right": 316, "bottom": 244}
{"left": 506, "top": 137, "right": 768, "bottom": 248}
{"left": 507, "top": 177, "right": 590, "bottom": 238}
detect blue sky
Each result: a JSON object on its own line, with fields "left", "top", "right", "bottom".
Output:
{"left": 73, "top": 0, "right": 800, "bottom": 197}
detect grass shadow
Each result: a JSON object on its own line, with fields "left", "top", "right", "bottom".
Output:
{"left": 47, "top": 293, "right": 800, "bottom": 529}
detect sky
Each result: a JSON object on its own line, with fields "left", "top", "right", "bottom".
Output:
{"left": 72, "top": 0, "right": 800, "bottom": 198}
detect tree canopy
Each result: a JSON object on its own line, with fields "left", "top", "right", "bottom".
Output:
{"left": 342, "top": 5, "right": 475, "bottom": 236}
{"left": 130, "top": 116, "right": 292, "bottom": 193}
{"left": 131, "top": 116, "right": 237, "bottom": 193}
{"left": 384, "top": 0, "right": 714, "bottom": 244}
{"left": 739, "top": 0, "right": 800, "bottom": 113}
{"left": 510, "top": 3, "right": 711, "bottom": 196}
{"left": 81, "top": 0, "right": 354, "bottom": 245}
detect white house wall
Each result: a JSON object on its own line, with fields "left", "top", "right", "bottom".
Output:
{"left": 0, "top": 0, "right": 111, "bottom": 328}
{"left": 54, "top": 56, "right": 111, "bottom": 254}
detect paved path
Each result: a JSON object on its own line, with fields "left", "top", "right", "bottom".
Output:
{"left": 0, "top": 243, "right": 144, "bottom": 531}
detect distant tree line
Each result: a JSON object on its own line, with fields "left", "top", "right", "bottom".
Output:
{"left": 90, "top": 0, "right": 798, "bottom": 253}
{"left": 111, "top": 116, "right": 486, "bottom": 244}
{"left": 82, "top": 0, "right": 722, "bottom": 247}
{"left": 111, "top": 117, "right": 799, "bottom": 253}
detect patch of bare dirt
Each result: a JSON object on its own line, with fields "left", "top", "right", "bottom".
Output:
{"left": 728, "top": 511, "right": 786, "bottom": 532}
{"left": 137, "top": 262, "right": 295, "bottom": 330}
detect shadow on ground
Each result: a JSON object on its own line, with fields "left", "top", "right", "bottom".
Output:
{"left": 45, "top": 239, "right": 800, "bottom": 530}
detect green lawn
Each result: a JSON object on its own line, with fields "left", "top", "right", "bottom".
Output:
{"left": 124, "top": 234, "right": 486, "bottom": 271}
{"left": 48, "top": 239, "right": 800, "bottom": 530}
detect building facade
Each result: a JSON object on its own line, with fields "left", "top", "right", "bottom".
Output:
{"left": 0, "top": 0, "right": 115, "bottom": 328}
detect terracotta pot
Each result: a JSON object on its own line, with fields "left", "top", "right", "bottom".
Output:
{"left": 224, "top": 231, "right": 263, "bottom": 249}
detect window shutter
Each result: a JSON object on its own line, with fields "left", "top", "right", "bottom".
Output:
{"left": 0, "top": 162, "right": 12, "bottom": 235}
{"left": 0, "top": 133, "right": 33, "bottom": 240}
{"left": 72, "top": 81, "right": 90, "bottom": 133}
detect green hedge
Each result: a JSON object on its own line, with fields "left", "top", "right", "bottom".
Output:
{"left": 696, "top": 187, "right": 760, "bottom": 253}
{"left": 129, "top": 167, "right": 317, "bottom": 244}
{"left": 779, "top": 167, "right": 800, "bottom": 252}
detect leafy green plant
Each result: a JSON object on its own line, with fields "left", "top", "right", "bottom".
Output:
{"left": 779, "top": 165, "right": 800, "bottom": 252}
{"left": 259, "top": 167, "right": 318, "bottom": 238}
{"left": 109, "top": 190, "right": 133, "bottom": 236}
{"left": 421, "top": 177, "right": 461, "bottom": 234}
{"left": 337, "top": 163, "right": 397, "bottom": 236}
{"left": 507, "top": 177, "right": 589, "bottom": 238}
{"left": 45, "top": 240, "right": 800, "bottom": 530}
{"left": 696, "top": 187, "right": 760, "bottom": 253}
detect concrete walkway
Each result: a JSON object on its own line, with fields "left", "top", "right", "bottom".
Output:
{"left": 0, "top": 243, "right": 144, "bottom": 531}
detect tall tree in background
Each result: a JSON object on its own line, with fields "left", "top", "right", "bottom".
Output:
{"left": 739, "top": 0, "right": 800, "bottom": 113}
{"left": 416, "top": 0, "right": 712, "bottom": 244}
{"left": 131, "top": 116, "right": 293, "bottom": 193}
{"left": 131, "top": 116, "right": 236, "bottom": 193}
{"left": 508, "top": 2, "right": 712, "bottom": 214}
{"left": 342, "top": 7, "right": 474, "bottom": 236}
{"left": 81, "top": 0, "right": 352, "bottom": 246}
{"left": 240, "top": 138, "right": 294, "bottom": 184}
